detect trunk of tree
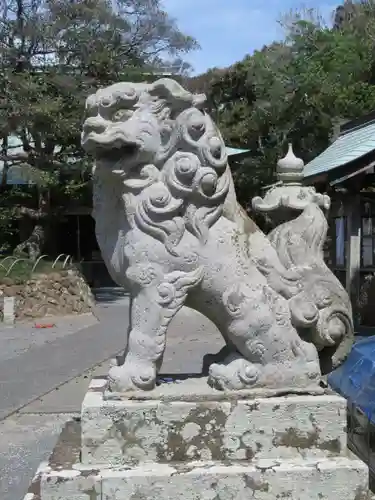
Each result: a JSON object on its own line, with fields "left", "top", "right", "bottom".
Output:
{"left": 13, "top": 189, "right": 50, "bottom": 262}
{"left": 13, "top": 223, "right": 45, "bottom": 262}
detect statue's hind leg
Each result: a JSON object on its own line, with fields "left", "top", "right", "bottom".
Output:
{"left": 207, "top": 283, "right": 321, "bottom": 391}
{"left": 108, "top": 266, "right": 203, "bottom": 392}
{"left": 208, "top": 336, "right": 321, "bottom": 391}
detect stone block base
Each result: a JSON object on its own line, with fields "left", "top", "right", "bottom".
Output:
{"left": 81, "top": 377, "right": 346, "bottom": 465}
{"left": 95, "top": 459, "right": 372, "bottom": 500}
{"left": 28, "top": 457, "right": 373, "bottom": 500}
{"left": 22, "top": 379, "right": 375, "bottom": 499}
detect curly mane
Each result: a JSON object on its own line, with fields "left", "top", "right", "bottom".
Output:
{"left": 91, "top": 78, "right": 233, "bottom": 255}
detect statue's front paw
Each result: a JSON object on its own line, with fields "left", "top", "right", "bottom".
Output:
{"left": 108, "top": 365, "right": 138, "bottom": 392}
{"left": 108, "top": 361, "right": 156, "bottom": 392}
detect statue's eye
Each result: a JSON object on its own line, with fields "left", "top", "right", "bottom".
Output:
{"left": 100, "top": 96, "right": 112, "bottom": 107}
{"left": 113, "top": 109, "right": 133, "bottom": 121}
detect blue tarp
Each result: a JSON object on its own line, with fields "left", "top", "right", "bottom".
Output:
{"left": 328, "top": 336, "right": 375, "bottom": 422}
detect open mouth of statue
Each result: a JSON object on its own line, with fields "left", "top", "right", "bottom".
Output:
{"left": 83, "top": 132, "right": 139, "bottom": 162}
{"left": 94, "top": 143, "right": 138, "bottom": 162}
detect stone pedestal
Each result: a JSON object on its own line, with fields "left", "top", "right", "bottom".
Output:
{"left": 24, "top": 377, "right": 374, "bottom": 500}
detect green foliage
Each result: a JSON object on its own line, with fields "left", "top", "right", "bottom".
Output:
{"left": 195, "top": 0, "right": 375, "bottom": 208}
{"left": 0, "top": 0, "right": 198, "bottom": 169}
{"left": 0, "top": 187, "right": 33, "bottom": 253}
{"left": 0, "top": 258, "right": 70, "bottom": 283}
{"left": 0, "top": 0, "right": 198, "bottom": 253}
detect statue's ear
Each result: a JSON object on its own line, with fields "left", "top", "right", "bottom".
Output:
{"left": 149, "top": 78, "right": 206, "bottom": 110}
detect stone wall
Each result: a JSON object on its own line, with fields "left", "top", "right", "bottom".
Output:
{"left": 0, "top": 268, "right": 95, "bottom": 321}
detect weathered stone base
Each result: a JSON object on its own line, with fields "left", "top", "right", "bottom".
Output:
{"left": 27, "top": 456, "right": 373, "bottom": 500}
{"left": 81, "top": 377, "right": 346, "bottom": 465}
{"left": 22, "top": 378, "right": 375, "bottom": 499}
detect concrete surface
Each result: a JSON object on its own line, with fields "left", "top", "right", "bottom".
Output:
{"left": 0, "top": 291, "right": 223, "bottom": 500}
{"left": 0, "top": 413, "right": 75, "bottom": 500}
{"left": 18, "top": 304, "right": 223, "bottom": 415}
{"left": 0, "top": 313, "right": 98, "bottom": 364}
{"left": 0, "top": 297, "right": 127, "bottom": 421}
{"left": 18, "top": 361, "right": 112, "bottom": 415}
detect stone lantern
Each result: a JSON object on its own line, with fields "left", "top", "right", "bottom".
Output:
{"left": 252, "top": 143, "right": 331, "bottom": 225}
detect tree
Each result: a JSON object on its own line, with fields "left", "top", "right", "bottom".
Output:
{"left": 190, "top": 1, "right": 375, "bottom": 211}
{"left": 0, "top": 0, "right": 198, "bottom": 260}
{"left": 196, "top": 43, "right": 297, "bottom": 210}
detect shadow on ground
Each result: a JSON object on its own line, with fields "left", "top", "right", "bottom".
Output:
{"left": 92, "top": 287, "right": 129, "bottom": 305}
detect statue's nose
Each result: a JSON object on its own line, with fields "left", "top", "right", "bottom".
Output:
{"left": 84, "top": 116, "right": 107, "bottom": 134}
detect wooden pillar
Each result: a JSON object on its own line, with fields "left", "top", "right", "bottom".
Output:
{"left": 345, "top": 195, "right": 361, "bottom": 328}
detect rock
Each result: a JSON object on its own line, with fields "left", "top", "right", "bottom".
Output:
{"left": 73, "top": 303, "right": 82, "bottom": 313}
{"left": 65, "top": 295, "right": 76, "bottom": 306}
{"left": 60, "top": 278, "right": 72, "bottom": 288}
{"left": 47, "top": 272, "right": 63, "bottom": 282}
{"left": 17, "top": 288, "right": 26, "bottom": 297}
{"left": 33, "top": 273, "right": 48, "bottom": 280}
{"left": 47, "top": 297, "right": 59, "bottom": 305}
{"left": 0, "top": 277, "right": 13, "bottom": 286}
{"left": 46, "top": 307, "right": 58, "bottom": 315}
{"left": 36, "top": 305, "right": 47, "bottom": 317}
{"left": 3, "top": 285, "right": 21, "bottom": 296}
{"left": 28, "top": 309, "right": 42, "bottom": 318}
{"left": 4, "top": 267, "right": 94, "bottom": 321}
{"left": 22, "top": 308, "right": 34, "bottom": 317}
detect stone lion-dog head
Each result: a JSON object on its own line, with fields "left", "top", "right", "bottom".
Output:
{"left": 81, "top": 78, "right": 232, "bottom": 253}
{"left": 82, "top": 78, "right": 228, "bottom": 172}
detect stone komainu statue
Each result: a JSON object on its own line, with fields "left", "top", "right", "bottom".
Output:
{"left": 81, "top": 78, "right": 354, "bottom": 392}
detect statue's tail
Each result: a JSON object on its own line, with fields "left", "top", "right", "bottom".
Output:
{"left": 268, "top": 203, "right": 328, "bottom": 270}
{"left": 268, "top": 203, "right": 354, "bottom": 372}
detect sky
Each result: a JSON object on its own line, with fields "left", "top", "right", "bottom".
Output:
{"left": 162, "top": 0, "right": 340, "bottom": 75}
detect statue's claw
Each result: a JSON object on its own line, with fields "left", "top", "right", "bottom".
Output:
{"left": 108, "top": 361, "right": 156, "bottom": 393}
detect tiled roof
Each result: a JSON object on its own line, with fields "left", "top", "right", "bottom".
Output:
{"left": 304, "top": 120, "right": 375, "bottom": 178}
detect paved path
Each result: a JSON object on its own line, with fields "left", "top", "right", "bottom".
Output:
{"left": 0, "top": 313, "right": 98, "bottom": 364}
{"left": 0, "top": 291, "right": 223, "bottom": 500}
{"left": 0, "top": 302, "right": 127, "bottom": 421}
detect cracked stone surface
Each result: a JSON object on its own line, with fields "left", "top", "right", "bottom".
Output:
{"left": 23, "top": 387, "right": 375, "bottom": 500}
{"left": 37, "top": 456, "right": 373, "bottom": 500}
{"left": 23, "top": 420, "right": 374, "bottom": 500}
{"left": 81, "top": 378, "right": 348, "bottom": 466}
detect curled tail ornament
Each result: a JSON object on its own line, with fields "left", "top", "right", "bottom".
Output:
{"left": 268, "top": 204, "right": 353, "bottom": 368}
{"left": 252, "top": 145, "right": 354, "bottom": 373}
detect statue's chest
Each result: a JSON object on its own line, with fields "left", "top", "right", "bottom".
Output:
{"left": 123, "top": 227, "right": 151, "bottom": 260}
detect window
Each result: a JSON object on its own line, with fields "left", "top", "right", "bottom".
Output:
{"left": 332, "top": 200, "right": 375, "bottom": 270}
{"left": 361, "top": 216, "right": 375, "bottom": 267}
{"left": 334, "top": 217, "right": 346, "bottom": 267}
